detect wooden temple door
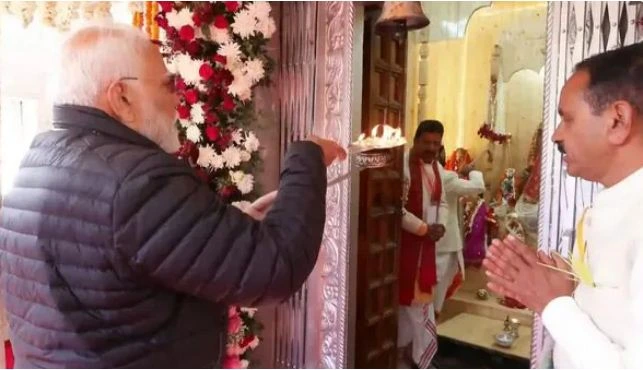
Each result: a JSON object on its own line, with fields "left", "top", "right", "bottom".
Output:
{"left": 355, "top": 6, "right": 408, "bottom": 369}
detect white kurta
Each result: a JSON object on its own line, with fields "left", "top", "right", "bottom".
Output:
{"left": 541, "top": 167, "right": 643, "bottom": 368}
{"left": 401, "top": 153, "right": 448, "bottom": 234}
{"left": 437, "top": 170, "right": 486, "bottom": 253}
{"left": 433, "top": 170, "right": 486, "bottom": 312}
{"left": 398, "top": 152, "right": 448, "bottom": 368}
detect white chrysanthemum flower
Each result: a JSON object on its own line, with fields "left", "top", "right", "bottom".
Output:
{"left": 190, "top": 102, "right": 205, "bottom": 123}
{"left": 246, "top": 2, "right": 271, "bottom": 20}
{"left": 231, "top": 129, "right": 244, "bottom": 145}
{"left": 247, "top": 2, "right": 271, "bottom": 20}
{"left": 228, "top": 70, "right": 252, "bottom": 100}
{"left": 240, "top": 150, "right": 251, "bottom": 162}
{"left": 178, "top": 118, "right": 191, "bottom": 128}
{"left": 237, "top": 173, "right": 254, "bottom": 194}
{"left": 175, "top": 54, "right": 203, "bottom": 84}
{"left": 54, "top": 2, "right": 76, "bottom": 31}
{"left": 240, "top": 307, "right": 258, "bottom": 318}
{"left": 186, "top": 125, "right": 202, "bottom": 143}
{"left": 166, "top": 7, "right": 192, "bottom": 29}
{"left": 196, "top": 145, "right": 215, "bottom": 168}
{"left": 218, "top": 41, "right": 242, "bottom": 63}
{"left": 230, "top": 170, "right": 244, "bottom": 184}
{"left": 231, "top": 9, "right": 257, "bottom": 38}
{"left": 211, "top": 153, "right": 225, "bottom": 169}
{"left": 222, "top": 146, "right": 242, "bottom": 168}
{"left": 243, "top": 58, "right": 265, "bottom": 83}
{"left": 244, "top": 132, "right": 260, "bottom": 152}
{"left": 240, "top": 360, "right": 250, "bottom": 369}
{"left": 257, "top": 17, "right": 276, "bottom": 38}
{"left": 210, "top": 26, "right": 231, "bottom": 44}
{"left": 231, "top": 171, "right": 254, "bottom": 195}
{"left": 225, "top": 58, "right": 244, "bottom": 75}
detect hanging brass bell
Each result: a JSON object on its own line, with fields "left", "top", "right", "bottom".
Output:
{"left": 375, "top": 1, "right": 430, "bottom": 36}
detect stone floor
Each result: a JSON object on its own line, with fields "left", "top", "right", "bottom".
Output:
{"left": 397, "top": 337, "right": 530, "bottom": 369}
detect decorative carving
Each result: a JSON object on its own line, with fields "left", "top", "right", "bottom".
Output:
{"left": 533, "top": 1, "right": 556, "bottom": 366}
{"left": 601, "top": 4, "right": 611, "bottom": 49}
{"left": 619, "top": 5, "right": 629, "bottom": 45}
{"left": 585, "top": 5, "right": 594, "bottom": 53}
{"left": 312, "top": 1, "right": 354, "bottom": 368}
{"left": 567, "top": 3, "right": 577, "bottom": 57}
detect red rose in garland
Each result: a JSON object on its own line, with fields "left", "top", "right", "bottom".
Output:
{"left": 176, "top": 140, "right": 199, "bottom": 164}
{"left": 156, "top": 2, "right": 275, "bottom": 368}
{"left": 184, "top": 89, "right": 199, "bottom": 104}
{"left": 155, "top": 15, "right": 169, "bottom": 29}
{"left": 225, "top": 1, "right": 240, "bottom": 12}
{"left": 199, "top": 63, "right": 215, "bottom": 81}
{"left": 214, "top": 15, "right": 229, "bottom": 29}
{"left": 205, "top": 125, "right": 220, "bottom": 141}
{"left": 179, "top": 25, "right": 195, "bottom": 41}
{"left": 158, "top": 1, "right": 173, "bottom": 13}
{"left": 177, "top": 104, "right": 190, "bottom": 119}
{"left": 175, "top": 77, "right": 187, "bottom": 92}
{"left": 205, "top": 111, "right": 219, "bottom": 124}
{"left": 478, "top": 123, "right": 512, "bottom": 144}
{"left": 192, "top": 13, "right": 203, "bottom": 27}
{"left": 213, "top": 54, "right": 227, "bottom": 66}
{"left": 185, "top": 41, "right": 201, "bottom": 56}
{"left": 222, "top": 95, "right": 235, "bottom": 112}
{"left": 219, "top": 184, "right": 239, "bottom": 199}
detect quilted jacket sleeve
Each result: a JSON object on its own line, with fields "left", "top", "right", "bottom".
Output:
{"left": 112, "top": 141, "right": 327, "bottom": 307}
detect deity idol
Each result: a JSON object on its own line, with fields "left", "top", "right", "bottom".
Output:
{"left": 445, "top": 148, "right": 473, "bottom": 177}
{"left": 462, "top": 196, "right": 497, "bottom": 267}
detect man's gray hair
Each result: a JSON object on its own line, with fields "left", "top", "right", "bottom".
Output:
{"left": 51, "top": 22, "right": 151, "bottom": 106}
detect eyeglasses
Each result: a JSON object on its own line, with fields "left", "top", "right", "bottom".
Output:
{"left": 120, "top": 74, "right": 178, "bottom": 93}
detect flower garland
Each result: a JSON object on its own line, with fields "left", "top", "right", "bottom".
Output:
{"left": 130, "top": 2, "right": 144, "bottom": 29}
{"left": 0, "top": 1, "right": 112, "bottom": 31}
{"left": 635, "top": 15, "right": 643, "bottom": 30}
{"left": 155, "top": 2, "right": 276, "bottom": 368}
{"left": 477, "top": 123, "right": 512, "bottom": 144}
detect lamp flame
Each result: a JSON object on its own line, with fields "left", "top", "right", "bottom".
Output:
{"left": 352, "top": 124, "right": 406, "bottom": 151}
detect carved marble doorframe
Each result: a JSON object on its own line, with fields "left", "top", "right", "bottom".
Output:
{"left": 304, "top": 1, "right": 355, "bottom": 368}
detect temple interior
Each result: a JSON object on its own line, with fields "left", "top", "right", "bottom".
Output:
{"left": 349, "top": 2, "right": 546, "bottom": 367}
{"left": 0, "top": 1, "right": 641, "bottom": 369}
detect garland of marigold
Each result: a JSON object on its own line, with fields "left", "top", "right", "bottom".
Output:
{"left": 144, "top": 2, "right": 153, "bottom": 36}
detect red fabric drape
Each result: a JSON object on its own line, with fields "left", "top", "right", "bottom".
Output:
{"left": 5, "top": 340, "right": 14, "bottom": 369}
{"left": 399, "top": 158, "right": 442, "bottom": 306}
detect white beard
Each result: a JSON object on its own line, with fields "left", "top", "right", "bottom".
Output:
{"left": 138, "top": 103, "right": 180, "bottom": 153}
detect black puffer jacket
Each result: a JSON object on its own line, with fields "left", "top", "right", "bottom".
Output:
{"left": 0, "top": 105, "right": 327, "bottom": 368}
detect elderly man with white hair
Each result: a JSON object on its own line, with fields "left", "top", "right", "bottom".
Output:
{"left": 0, "top": 23, "right": 345, "bottom": 368}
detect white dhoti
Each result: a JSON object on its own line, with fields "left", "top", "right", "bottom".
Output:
{"left": 433, "top": 251, "right": 462, "bottom": 314}
{"left": 398, "top": 302, "right": 438, "bottom": 368}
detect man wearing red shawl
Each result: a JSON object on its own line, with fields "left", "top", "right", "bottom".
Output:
{"left": 398, "top": 120, "right": 448, "bottom": 368}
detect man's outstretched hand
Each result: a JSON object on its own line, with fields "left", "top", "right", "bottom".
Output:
{"left": 307, "top": 136, "right": 347, "bottom": 167}
{"left": 482, "top": 235, "right": 576, "bottom": 314}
